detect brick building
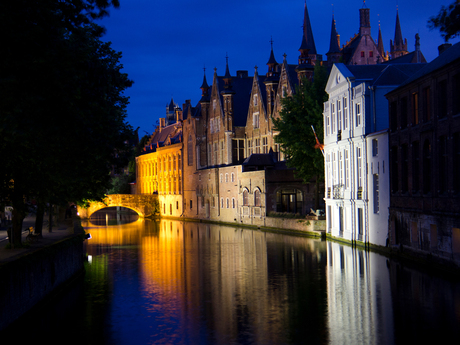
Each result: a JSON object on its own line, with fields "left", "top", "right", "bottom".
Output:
{"left": 386, "top": 42, "right": 460, "bottom": 262}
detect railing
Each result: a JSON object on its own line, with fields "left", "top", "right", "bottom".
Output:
{"left": 357, "top": 187, "right": 363, "bottom": 200}
{"left": 337, "top": 130, "right": 342, "bottom": 141}
{"left": 327, "top": 187, "right": 331, "bottom": 199}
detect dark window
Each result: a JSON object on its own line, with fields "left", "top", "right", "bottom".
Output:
{"left": 439, "top": 136, "right": 448, "bottom": 194}
{"left": 369, "top": 51, "right": 373, "bottom": 58}
{"left": 400, "top": 97, "right": 408, "bottom": 129}
{"left": 454, "top": 133, "right": 460, "bottom": 193}
{"left": 412, "top": 92, "right": 419, "bottom": 125}
{"left": 423, "top": 140, "right": 431, "bottom": 194}
{"left": 361, "top": 51, "right": 365, "bottom": 57}
{"left": 412, "top": 141, "right": 420, "bottom": 193}
{"left": 372, "top": 139, "right": 378, "bottom": 157}
{"left": 454, "top": 74, "right": 460, "bottom": 115}
{"left": 423, "top": 87, "right": 431, "bottom": 121}
{"left": 190, "top": 200, "right": 193, "bottom": 209}
{"left": 438, "top": 80, "right": 448, "bottom": 119}
{"left": 401, "top": 144, "right": 408, "bottom": 193}
{"left": 373, "top": 174, "right": 379, "bottom": 214}
{"left": 276, "top": 189, "right": 303, "bottom": 214}
{"left": 391, "top": 146, "right": 399, "bottom": 193}
{"left": 390, "top": 101, "right": 398, "bottom": 132}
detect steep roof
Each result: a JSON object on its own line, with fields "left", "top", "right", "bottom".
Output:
{"left": 327, "top": 15, "right": 341, "bottom": 54}
{"left": 300, "top": 1, "right": 317, "bottom": 54}
{"left": 391, "top": 42, "right": 460, "bottom": 91}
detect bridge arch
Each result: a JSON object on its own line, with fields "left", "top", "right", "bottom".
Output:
{"left": 77, "top": 194, "right": 159, "bottom": 219}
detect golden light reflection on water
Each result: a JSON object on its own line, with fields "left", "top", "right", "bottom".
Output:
{"left": 82, "top": 219, "right": 460, "bottom": 344}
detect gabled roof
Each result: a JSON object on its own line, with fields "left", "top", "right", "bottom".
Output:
{"left": 383, "top": 50, "right": 427, "bottom": 64}
{"left": 216, "top": 74, "right": 253, "bottom": 127}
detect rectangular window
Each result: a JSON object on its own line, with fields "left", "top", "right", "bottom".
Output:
{"left": 337, "top": 99, "right": 342, "bottom": 131}
{"left": 357, "top": 148, "right": 362, "bottom": 189}
{"left": 369, "top": 51, "right": 373, "bottom": 57}
{"left": 355, "top": 103, "right": 361, "bottom": 127}
{"left": 331, "top": 103, "right": 336, "bottom": 133}
{"left": 400, "top": 97, "right": 408, "bottom": 129}
{"left": 247, "top": 139, "right": 253, "bottom": 156}
{"left": 412, "top": 141, "right": 420, "bottom": 193}
{"left": 262, "top": 137, "right": 268, "bottom": 153}
{"left": 438, "top": 80, "right": 448, "bottom": 119}
{"left": 401, "top": 144, "right": 408, "bottom": 193}
{"left": 343, "top": 97, "right": 348, "bottom": 130}
{"left": 390, "top": 101, "right": 398, "bottom": 131}
{"left": 345, "top": 149, "right": 349, "bottom": 189}
{"left": 373, "top": 174, "right": 379, "bottom": 214}
{"left": 255, "top": 138, "right": 260, "bottom": 153}
{"left": 453, "top": 74, "right": 460, "bottom": 115}
{"left": 372, "top": 139, "right": 378, "bottom": 157}
{"left": 423, "top": 87, "right": 431, "bottom": 121}
{"left": 253, "top": 112, "right": 260, "bottom": 128}
{"left": 190, "top": 200, "right": 193, "bottom": 209}
{"left": 412, "top": 92, "right": 419, "bottom": 125}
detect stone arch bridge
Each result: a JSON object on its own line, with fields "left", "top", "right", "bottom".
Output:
{"left": 77, "top": 194, "right": 159, "bottom": 219}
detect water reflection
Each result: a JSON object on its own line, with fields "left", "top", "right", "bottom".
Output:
{"left": 11, "top": 219, "right": 458, "bottom": 344}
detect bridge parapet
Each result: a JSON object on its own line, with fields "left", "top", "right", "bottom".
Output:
{"left": 77, "top": 194, "right": 159, "bottom": 219}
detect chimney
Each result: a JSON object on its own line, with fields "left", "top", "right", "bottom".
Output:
{"left": 438, "top": 43, "right": 452, "bottom": 56}
{"left": 236, "top": 70, "right": 248, "bottom": 78}
{"left": 159, "top": 118, "right": 165, "bottom": 132}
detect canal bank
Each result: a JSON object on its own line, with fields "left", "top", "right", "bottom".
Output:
{"left": 0, "top": 214, "right": 86, "bottom": 332}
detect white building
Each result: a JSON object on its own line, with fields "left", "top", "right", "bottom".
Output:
{"left": 323, "top": 63, "right": 425, "bottom": 246}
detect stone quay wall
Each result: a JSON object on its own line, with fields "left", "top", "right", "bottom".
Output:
{"left": 0, "top": 235, "right": 85, "bottom": 331}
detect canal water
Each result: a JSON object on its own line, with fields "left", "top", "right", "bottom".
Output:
{"left": 4, "top": 212, "right": 460, "bottom": 344}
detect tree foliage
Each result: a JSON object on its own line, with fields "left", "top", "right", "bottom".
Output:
{"left": 0, "top": 0, "right": 132, "bottom": 245}
{"left": 428, "top": 0, "right": 460, "bottom": 42}
{"left": 273, "top": 65, "right": 328, "bottom": 209}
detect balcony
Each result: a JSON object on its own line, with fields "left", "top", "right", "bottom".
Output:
{"left": 357, "top": 187, "right": 363, "bottom": 200}
{"left": 337, "top": 130, "right": 342, "bottom": 141}
{"left": 333, "top": 184, "right": 344, "bottom": 199}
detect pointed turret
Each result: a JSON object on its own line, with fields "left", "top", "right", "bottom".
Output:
{"left": 266, "top": 37, "right": 279, "bottom": 79}
{"left": 390, "top": 9, "right": 408, "bottom": 59}
{"left": 200, "top": 67, "right": 210, "bottom": 103}
{"left": 377, "top": 23, "right": 387, "bottom": 62}
{"left": 327, "top": 14, "right": 342, "bottom": 66}
{"left": 300, "top": 1, "right": 317, "bottom": 55}
{"left": 222, "top": 53, "right": 234, "bottom": 92}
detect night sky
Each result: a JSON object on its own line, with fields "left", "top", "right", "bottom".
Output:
{"left": 98, "top": 0, "right": 460, "bottom": 137}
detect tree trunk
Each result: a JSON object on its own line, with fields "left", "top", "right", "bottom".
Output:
{"left": 35, "top": 201, "right": 45, "bottom": 236}
{"left": 11, "top": 187, "right": 26, "bottom": 248}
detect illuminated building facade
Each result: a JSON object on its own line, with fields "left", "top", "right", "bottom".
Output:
{"left": 324, "top": 62, "right": 425, "bottom": 246}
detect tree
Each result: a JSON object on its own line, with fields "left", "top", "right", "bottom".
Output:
{"left": 0, "top": 0, "right": 132, "bottom": 246}
{"left": 272, "top": 65, "right": 329, "bottom": 210}
{"left": 428, "top": 0, "right": 460, "bottom": 42}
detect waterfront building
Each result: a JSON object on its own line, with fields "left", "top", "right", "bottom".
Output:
{"left": 323, "top": 61, "right": 425, "bottom": 246}
{"left": 135, "top": 116, "right": 183, "bottom": 217}
{"left": 136, "top": 2, "right": 421, "bottom": 228}
{"left": 386, "top": 42, "right": 460, "bottom": 262}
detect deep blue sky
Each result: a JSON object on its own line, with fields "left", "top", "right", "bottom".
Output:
{"left": 98, "top": 0, "right": 459, "bottom": 137}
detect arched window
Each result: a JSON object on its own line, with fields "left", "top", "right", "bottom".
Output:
{"left": 221, "top": 198, "right": 224, "bottom": 208}
{"left": 254, "top": 189, "right": 261, "bottom": 206}
{"left": 231, "top": 173, "right": 235, "bottom": 182}
{"left": 226, "top": 198, "right": 229, "bottom": 208}
{"left": 243, "top": 189, "right": 249, "bottom": 206}
{"left": 232, "top": 198, "right": 236, "bottom": 208}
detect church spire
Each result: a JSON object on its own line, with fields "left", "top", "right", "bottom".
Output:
{"left": 377, "top": 21, "right": 385, "bottom": 60}
{"left": 299, "top": 1, "right": 317, "bottom": 55}
{"left": 327, "top": 14, "right": 342, "bottom": 66}
{"left": 390, "top": 8, "right": 408, "bottom": 59}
